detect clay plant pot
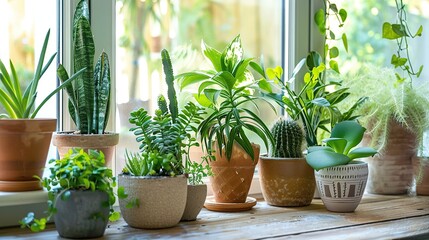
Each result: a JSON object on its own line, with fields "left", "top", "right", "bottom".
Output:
{"left": 181, "top": 184, "right": 207, "bottom": 221}
{"left": 209, "top": 143, "right": 260, "bottom": 203}
{"left": 259, "top": 155, "right": 315, "bottom": 207}
{"left": 118, "top": 174, "right": 187, "bottom": 229}
{"left": 315, "top": 161, "right": 368, "bottom": 213}
{"left": 54, "top": 190, "right": 109, "bottom": 239}
{"left": 52, "top": 131, "right": 119, "bottom": 168}
{"left": 0, "top": 119, "right": 56, "bottom": 192}
{"left": 363, "top": 119, "right": 417, "bottom": 194}
{"left": 412, "top": 157, "right": 429, "bottom": 196}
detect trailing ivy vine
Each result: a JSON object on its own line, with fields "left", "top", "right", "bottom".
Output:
{"left": 382, "top": 0, "right": 424, "bottom": 84}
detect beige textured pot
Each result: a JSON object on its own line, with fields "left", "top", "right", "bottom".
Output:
{"left": 259, "top": 155, "right": 315, "bottom": 207}
{"left": 209, "top": 143, "right": 259, "bottom": 203}
{"left": 52, "top": 131, "right": 119, "bottom": 167}
{"left": 0, "top": 119, "right": 56, "bottom": 192}
{"left": 363, "top": 119, "right": 416, "bottom": 194}
{"left": 412, "top": 157, "right": 429, "bottom": 196}
{"left": 118, "top": 174, "right": 187, "bottom": 229}
{"left": 181, "top": 184, "right": 207, "bottom": 221}
{"left": 315, "top": 161, "right": 368, "bottom": 213}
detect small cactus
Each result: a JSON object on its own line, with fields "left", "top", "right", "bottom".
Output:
{"left": 271, "top": 118, "right": 304, "bottom": 158}
{"left": 161, "top": 49, "right": 178, "bottom": 122}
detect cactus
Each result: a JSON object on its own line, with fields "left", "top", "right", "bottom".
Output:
{"left": 161, "top": 49, "right": 178, "bottom": 122}
{"left": 271, "top": 119, "right": 304, "bottom": 158}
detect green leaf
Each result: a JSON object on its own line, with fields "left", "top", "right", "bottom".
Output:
{"left": 330, "top": 121, "right": 366, "bottom": 154}
{"left": 324, "top": 138, "right": 347, "bottom": 154}
{"left": 61, "top": 191, "right": 71, "bottom": 201}
{"left": 392, "top": 24, "right": 409, "bottom": 37}
{"left": 342, "top": 33, "right": 348, "bottom": 52}
{"left": 382, "top": 22, "right": 403, "bottom": 39}
{"left": 308, "top": 146, "right": 334, "bottom": 153}
{"left": 306, "top": 150, "right": 350, "bottom": 171}
{"left": 117, "top": 186, "right": 128, "bottom": 199}
{"left": 415, "top": 25, "right": 423, "bottom": 37}
{"left": 329, "top": 60, "right": 340, "bottom": 74}
{"left": 258, "top": 79, "right": 272, "bottom": 93}
{"left": 329, "top": 4, "right": 338, "bottom": 13}
{"left": 314, "top": 9, "right": 326, "bottom": 34}
{"left": 193, "top": 93, "right": 212, "bottom": 108}
{"left": 417, "top": 65, "right": 424, "bottom": 78}
{"left": 391, "top": 54, "right": 407, "bottom": 68}
{"left": 329, "top": 30, "right": 335, "bottom": 40}
{"left": 201, "top": 40, "right": 222, "bottom": 72}
{"left": 347, "top": 147, "right": 377, "bottom": 160}
{"left": 312, "top": 97, "right": 330, "bottom": 107}
{"left": 329, "top": 47, "right": 339, "bottom": 59}
{"left": 339, "top": 9, "right": 347, "bottom": 22}
{"left": 306, "top": 51, "right": 322, "bottom": 70}
{"left": 109, "top": 212, "right": 120, "bottom": 221}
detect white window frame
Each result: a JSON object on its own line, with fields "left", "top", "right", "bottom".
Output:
{"left": 0, "top": 0, "right": 317, "bottom": 227}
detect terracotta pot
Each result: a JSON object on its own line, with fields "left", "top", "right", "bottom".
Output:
{"left": 0, "top": 119, "right": 56, "bottom": 192}
{"left": 363, "top": 119, "right": 416, "bottom": 194}
{"left": 181, "top": 184, "right": 207, "bottom": 221}
{"left": 412, "top": 157, "right": 429, "bottom": 196}
{"left": 118, "top": 174, "right": 187, "bottom": 229}
{"left": 52, "top": 132, "right": 119, "bottom": 168}
{"left": 55, "top": 190, "right": 109, "bottom": 239}
{"left": 259, "top": 155, "right": 315, "bottom": 207}
{"left": 315, "top": 161, "right": 368, "bottom": 213}
{"left": 209, "top": 143, "right": 259, "bottom": 203}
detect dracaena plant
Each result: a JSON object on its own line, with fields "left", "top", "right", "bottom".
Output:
{"left": 176, "top": 34, "right": 275, "bottom": 161}
{"left": 0, "top": 29, "right": 83, "bottom": 119}
{"left": 20, "top": 148, "right": 119, "bottom": 232}
{"left": 57, "top": 0, "right": 111, "bottom": 134}
{"left": 306, "top": 120, "right": 377, "bottom": 171}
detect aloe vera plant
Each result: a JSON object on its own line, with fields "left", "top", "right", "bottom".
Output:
{"left": 0, "top": 30, "right": 84, "bottom": 119}
{"left": 57, "top": 0, "right": 111, "bottom": 134}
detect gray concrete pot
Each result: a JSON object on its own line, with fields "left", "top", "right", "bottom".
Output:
{"left": 118, "top": 174, "right": 187, "bottom": 229}
{"left": 315, "top": 161, "right": 368, "bottom": 212}
{"left": 181, "top": 184, "right": 207, "bottom": 221}
{"left": 54, "top": 190, "right": 109, "bottom": 239}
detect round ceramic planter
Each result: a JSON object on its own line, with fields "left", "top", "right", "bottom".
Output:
{"left": 0, "top": 119, "right": 56, "bottom": 191}
{"left": 54, "top": 190, "right": 109, "bottom": 239}
{"left": 315, "top": 161, "right": 368, "bottom": 213}
{"left": 181, "top": 184, "right": 207, "bottom": 221}
{"left": 363, "top": 119, "right": 416, "bottom": 194}
{"left": 52, "top": 131, "right": 119, "bottom": 167}
{"left": 209, "top": 143, "right": 260, "bottom": 203}
{"left": 118, "top": 174, "right": 187, "bottom": 229}
{"left": 259, "top": 155, "right": 315, "bottom": 207}
{"left": 412, "top": 157, "right": 429, "bottom": 195}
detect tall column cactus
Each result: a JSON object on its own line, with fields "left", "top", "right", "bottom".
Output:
{"left": 271, "top": 119, "right": 304, "bottom": 158}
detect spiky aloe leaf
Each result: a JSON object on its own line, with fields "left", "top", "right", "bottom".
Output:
{"left": 74, "top": 16, "right": 95, "bottom": 133}
{"left": 161, "top": 49, "right": 178, "bottom": 122}
{"left": 93, "top": 52, "right": 110, "bottom": 134}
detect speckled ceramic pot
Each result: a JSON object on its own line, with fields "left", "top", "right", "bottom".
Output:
{"left": 259, "top": 155, "right": 315, "bottom": 207}
{"left": 315, "top": 161, "right": 368, "bottom": 213}
{"left": 181, "top": 184, "right": 207, "bottom": 221}
{"left": 118, "top": 174, "right": 187, "bottom": 229}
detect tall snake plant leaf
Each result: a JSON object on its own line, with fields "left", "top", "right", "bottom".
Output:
{"left": 94, "top": 52, "right": 111, "bottom": 134}
{"left": 73, "top": 0, "right": 90, "bottom": 42}
{"left": 74, "top": 16, "right": 95, "bottom": 134}
{"left": 57, "top": 64, "right": 79, "bottom": 127}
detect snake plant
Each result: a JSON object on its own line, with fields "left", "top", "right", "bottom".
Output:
{"left": 0, "top": 30, "right": 83, "bottom": 119}
{"left": 57, "top": 0, "right": 111, "bottom": 134}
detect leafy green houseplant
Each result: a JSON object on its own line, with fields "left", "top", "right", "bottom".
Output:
{"left": 0, "top": 29, "right": 83, "bottom": 192}
{"left": 20, "top": 148, "right": 119, "bottom": 238}
{"left": 118, "top": 49, "right": 204, "bottom": 228}
{"left": 259, "top": 51, "right": 366, "bottom": 147}
{"left": 306, "top": 120, "right": 377, "bottom": 213}
{"left": 53, "top": 0, "right": 119, "bottom": 166}
{"left": 177, "top": 35, "right": 275, "bottom": 205}
{"left": 259, "top": 118, "right": 316, "bottom": 207}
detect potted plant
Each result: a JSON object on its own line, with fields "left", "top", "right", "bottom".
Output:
{"left": 339, "top": 65, "right": 429, "bottom": 194}
{"left": 181, "top": 156, "right": 212, "bottom": 221}
{"left": 19, "top": 148, "right": 119, "bottom": 238}
{"left": 259, "top": 118, "right": 315, "bottom": 207}
{"left": 0, "top": 30, "right": 83, "bottom": 192}
{"left": 53, "top": 0, "right": 118, "bottom": 167}
{"left": 177, "top": 35, "right": 275, "bottom": 208}
{"left": 306, "top": 120, "right": 377, "bottom": 212}
{"left": 118, "top": 49, "right": 204, "bottom": 228}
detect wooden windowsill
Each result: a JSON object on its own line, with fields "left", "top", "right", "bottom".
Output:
{"left": 1, "top": 194, "right": 428, "bottom": 239}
